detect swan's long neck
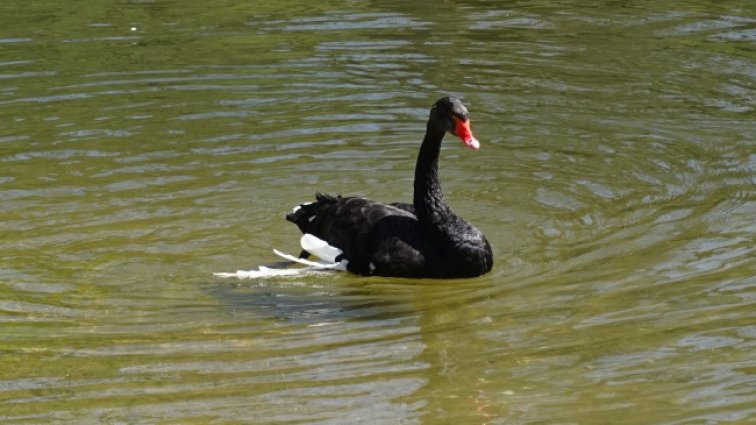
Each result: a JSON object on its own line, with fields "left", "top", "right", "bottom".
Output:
{"left": 413, "top": 124, "right": 455, "bottom": 235}
{"left": 412, "top": 120, "right": 492, "bottom": 276}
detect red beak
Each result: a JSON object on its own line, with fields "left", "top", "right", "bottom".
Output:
{"left": 453, "top": 116, "right": 480, "bottom": 150}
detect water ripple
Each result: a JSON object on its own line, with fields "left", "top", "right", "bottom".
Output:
{"left": 0, "top": 1, "right": 753, "bottom": 424}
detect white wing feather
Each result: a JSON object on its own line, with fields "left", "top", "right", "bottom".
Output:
{"left": 300, "top": 233, "right": 343, "bottom": 262}
{"left": 213, "top": 233, "right": 348, "bottom": 279}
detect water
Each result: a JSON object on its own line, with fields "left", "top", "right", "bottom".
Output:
{"left": 1, "top": 0, "right": 754, "bottom": 423}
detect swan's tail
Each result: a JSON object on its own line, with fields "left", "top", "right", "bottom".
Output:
{"left": 213, "top": 234, "right": 348, "bottom": 279}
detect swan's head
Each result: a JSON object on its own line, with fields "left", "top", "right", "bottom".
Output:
{"left": 431, "top": 96, "right": 480, "bottom": 150}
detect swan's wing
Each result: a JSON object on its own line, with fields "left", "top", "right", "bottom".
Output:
{"left": 286, "top": 194, "right": 417, "bottom": 274}
{"left": 389, "top": 202, "right": 414, "bottom": 215}
{"left": 273, "top": 248, "right": 347, "bottom": 271}
{"left": 299, "top": 233, "right": 342, "bottom": 263}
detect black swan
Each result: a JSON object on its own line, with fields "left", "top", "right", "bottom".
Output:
{"left": 284, "top": 96, "right": 493, "bottom": 278}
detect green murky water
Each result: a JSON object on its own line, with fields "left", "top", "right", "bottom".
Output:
{"left": 1, "top": 1, "right": 754, "bottom": 423}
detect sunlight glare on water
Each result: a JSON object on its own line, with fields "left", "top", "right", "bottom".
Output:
{"left": 0, "top": 0, "right": 754, "bottom": 424}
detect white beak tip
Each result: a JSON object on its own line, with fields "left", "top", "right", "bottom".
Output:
{"left": 465, "top": 138, "right": 480, "bottom": 150}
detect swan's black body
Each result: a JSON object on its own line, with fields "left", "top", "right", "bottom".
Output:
{"left": 286, "top": 97, "right": 493, "bottom": 278}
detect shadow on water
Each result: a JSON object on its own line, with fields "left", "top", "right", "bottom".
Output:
{"left": 205, "top": 274, "right": 419, "bottom": 323}
{"left": 204, "top": 261, "right": 500, "bottom": 323}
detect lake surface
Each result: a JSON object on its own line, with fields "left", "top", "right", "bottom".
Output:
{"left": 1, "top": 0, "right": 754, "bottom": 423}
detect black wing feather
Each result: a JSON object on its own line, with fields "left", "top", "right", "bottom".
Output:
{"left": 287, "top": 193, "right": 428, "bottom": 275}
